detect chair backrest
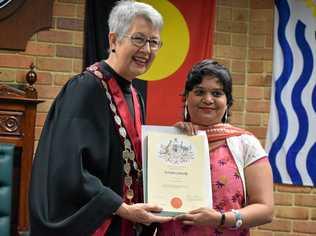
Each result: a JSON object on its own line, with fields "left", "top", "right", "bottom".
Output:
{"left": 0, "top": 144, "right": 15, "bottom": 236}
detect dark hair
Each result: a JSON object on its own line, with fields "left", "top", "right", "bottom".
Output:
{"left": 183, "top": 59, "right": 233, "bottom": 122}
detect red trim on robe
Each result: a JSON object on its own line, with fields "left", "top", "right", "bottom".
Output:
{"left": 88, "top": 63, "right": 143, "bottom": 235}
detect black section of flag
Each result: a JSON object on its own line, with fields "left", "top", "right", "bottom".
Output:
{"left": 83, "top": 0, "right": 116, "bottom": 67}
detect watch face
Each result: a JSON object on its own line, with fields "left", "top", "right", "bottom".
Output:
{"left": 236, "top": 219, "right": 243, "bottom": 228}
{"left": 0, "top": 0, "right": 25, "bottom": 20}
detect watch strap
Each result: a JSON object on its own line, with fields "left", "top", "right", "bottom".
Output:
{"left": 231, "top": 209, "right": 243, "bottom": 229}
{"left": 219, "top": 212, "right": 226, "bottom": 227}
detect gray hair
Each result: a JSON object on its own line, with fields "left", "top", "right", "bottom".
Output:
{"left": 108, "top": 0, "right": 163, "bottom": 40}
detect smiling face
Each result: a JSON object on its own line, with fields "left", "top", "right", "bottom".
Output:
{"left": 186, "top": 75, "right": 227, "bottom": 126}
{"left": 107, "top": 16, "right": 161, "bottom": 80}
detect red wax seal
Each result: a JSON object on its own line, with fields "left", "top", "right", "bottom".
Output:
{"left": 170, "top": 197, "right": 182, "bottom": 209}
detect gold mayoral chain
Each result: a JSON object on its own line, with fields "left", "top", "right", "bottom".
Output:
{"left": 100, "top": 80, "right": 142, "bottom": 202}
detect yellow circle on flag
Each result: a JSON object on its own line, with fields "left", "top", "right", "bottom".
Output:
{"left": 137, "top": 0, "right": 190, "bottom": 81}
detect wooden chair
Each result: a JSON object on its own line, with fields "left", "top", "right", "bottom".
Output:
{"left": 0, "top": 64, "right": 43, "bottom": 235}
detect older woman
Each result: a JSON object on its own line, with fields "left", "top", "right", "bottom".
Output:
{"left": 158, "top": 59, "right": 274, "bottom": 235}
{"left": 29, "top": 1, "right": 171, "bottom": 236}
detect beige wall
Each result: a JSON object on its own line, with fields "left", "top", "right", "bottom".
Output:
{"left": 0, "top": 0, "right": 315, "bottom": 234}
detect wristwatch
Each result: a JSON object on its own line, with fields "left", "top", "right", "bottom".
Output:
{"left": 231, "top": 209, "right": 243, "bottom": 229}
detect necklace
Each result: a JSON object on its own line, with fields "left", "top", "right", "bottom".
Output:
{"left": 86, "top": 63, "right": 142, "bottom": 203}
{"left": 100, "top": 80, "right": 141, "bottom": 202}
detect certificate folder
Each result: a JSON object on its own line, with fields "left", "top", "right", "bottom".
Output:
{"left": 142, "top": 125, "right": 212, "bottom": 216}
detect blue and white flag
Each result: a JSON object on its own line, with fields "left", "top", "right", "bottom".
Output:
{"left": 266, "top": 0, "right": 316, "bottom": 186}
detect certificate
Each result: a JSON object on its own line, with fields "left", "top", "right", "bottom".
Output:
{"left": 142, "top": 125, "right": 212, "bottom": 216}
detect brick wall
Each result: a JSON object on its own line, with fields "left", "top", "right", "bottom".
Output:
{"left": 0, "top": 0, "right": 315, "bottom": 235}
{"left": 0, "top": 0, "right": 85, "bottom": 148}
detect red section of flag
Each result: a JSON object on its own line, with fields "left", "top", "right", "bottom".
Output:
{"left": 146, "top": 0, "right": 216, "bottom": 125}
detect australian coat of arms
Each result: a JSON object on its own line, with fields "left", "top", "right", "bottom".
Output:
{"left": 158, "top": 137, "right": 195, "bottom": 165}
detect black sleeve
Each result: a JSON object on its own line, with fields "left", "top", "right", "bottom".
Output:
{"left": 29, "top": 73, "right": 124, "bottom": 236}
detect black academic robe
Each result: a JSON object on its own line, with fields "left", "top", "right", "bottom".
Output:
{"left": 29, "top": 62, "right": 145, "bottom": 236}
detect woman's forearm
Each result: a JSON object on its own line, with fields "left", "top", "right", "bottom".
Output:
{"left": 221, "top": 203, "right": 273, "bottom": 229}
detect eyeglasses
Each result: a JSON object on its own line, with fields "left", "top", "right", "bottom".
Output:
{"left": 124, "top": 33, "right": 162, "bottom": 50}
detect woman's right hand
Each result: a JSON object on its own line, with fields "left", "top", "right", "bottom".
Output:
{"left": 174, "top": 121, "right": 198, "bottom": 135}
{"left": 115, "top": 202, "right": 172, "bottom": 224}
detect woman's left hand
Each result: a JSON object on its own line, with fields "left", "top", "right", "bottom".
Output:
{"left": 174, "top": 208, "right": 221, "bottom": 226}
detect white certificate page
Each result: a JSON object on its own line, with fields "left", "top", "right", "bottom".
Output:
{"left": 142, "top": 125, "right": 212, "bottom": 216}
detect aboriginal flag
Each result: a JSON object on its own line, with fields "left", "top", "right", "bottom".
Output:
{"left": 84, "top": 0, "right": 216, "bottom": 125}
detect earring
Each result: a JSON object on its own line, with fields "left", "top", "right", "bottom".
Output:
{"left": 224, "top": 110, "right": 228, "bottom": 123}
{"left": 111, "top": 49, "right": 116, "bottom": 53}
{"left": 184, "top": 101, "right": 188, "bottom": 121}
